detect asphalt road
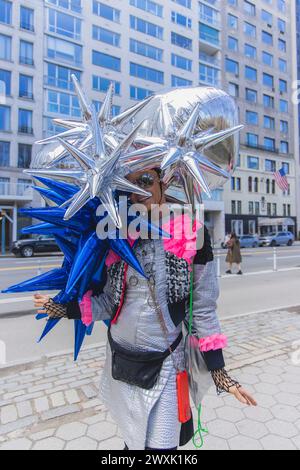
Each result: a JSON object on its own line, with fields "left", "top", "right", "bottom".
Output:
{"left": 0, "top": 247, "right": 299, "bottom": 366}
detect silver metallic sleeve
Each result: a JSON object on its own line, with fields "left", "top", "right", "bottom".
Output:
{"left": 188, "top": 261, "right": 222, "bottom": 338}
{"left": 91, "top": 279, "right": 114, "bottom": 322}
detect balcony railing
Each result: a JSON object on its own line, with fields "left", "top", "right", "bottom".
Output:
{"left": 48, "top": 26, "right": 81, "bottom": 42}
{"left": 18, "top": 126, "right": 34, "bottom": 135}
{"left": 199, "top": 74, "right": 220, "bottom": 87}
{"left": 0, "top": 183, "right": 33, "bottom": 199}
{"left": 245, "top": 142, "right": 279, "bottom": 154}
{"left": 44, "top": 75, "right": 75, "bottom": 91}
{"left": 199, "top": 52, "right": 221, "bottom": 68}
{"left": 19, "top": 56, "right": 34, "bottom": 66}
{"left": 199, "top": 31, "right": 220, "bottom": 47}
{"left": 199, "top": 12, "right": 221, "bottom": 28}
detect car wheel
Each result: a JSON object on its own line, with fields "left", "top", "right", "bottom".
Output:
{"left": 287, "top": 240, "right": 293, "bottom": 246}
{"left": 270, "top": 241, "right": 276, "bottom": 247}
{"left": 21, "top": 246, "right": 34, "bottom": 258}
{"left": 253, "top": 243, "right": 258, "bottom": 248}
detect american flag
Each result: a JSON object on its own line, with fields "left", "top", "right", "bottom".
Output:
{"left": 274, "top": 167, "right": 289, "bottom": 191}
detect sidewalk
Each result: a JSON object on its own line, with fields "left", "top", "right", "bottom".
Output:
{"left": 0, "top": 306, "right": 300, "bottom": 450}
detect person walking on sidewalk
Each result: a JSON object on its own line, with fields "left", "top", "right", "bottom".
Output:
{"left": 226, "top": 233, "right": 243, "bottom": 275}
{"left": 34, "top": 169, "right": 256, "bottom": 451}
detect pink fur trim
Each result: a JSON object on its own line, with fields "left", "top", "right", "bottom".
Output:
{"left": 199, "top": 334, "right": 228, "bottom": 352}
{"left": 162, "top": 215, "right": 202, "bottom": 264}
{"left": 80, "top": 290, "right": 93, "bottom": 327}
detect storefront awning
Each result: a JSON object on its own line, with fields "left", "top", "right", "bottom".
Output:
{"left": 258, "top": 217, "right": 295, "bottom": 227}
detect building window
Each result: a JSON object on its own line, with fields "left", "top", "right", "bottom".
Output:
{"left": 249, "top": 202, "right": 254, "bottom": 215}
{"left": 130, "top": 85, "right": 153, "bottom": 101}
{"left": 228, "top": 36, "right": 238, "bottom": 51}
{"left": 47, "top": 90, "right": 80, "bottom": 117}
{"left": 19, "top": 74, "right": 33, "bottom": 99}
{"left": 264, "top": 137, "right": 275, "bottom": 151}
{"left": 267, "top": 203, "right": 271, "bottom": 216}
{"left": 226, "top": 58, "right": 239, "bottom": 75}
{"left": 279, "top": 79, "right": 287, "bottom": 93}
{"left": 46, "top": 63, "right": 81, "bottom": 91}
{"left": 279, "top": 99, "right": 288, "bottom": 113}
{"left": 264, "top": 115, "right": 275, "bottom": 130}
{"left": 272, "top": 204, "right": 277, "bottom": 216}
{"left": 18, "top": 109, "right": 33, "bottom": 134}
{"left": 171, "top": 11, "right": 191, "bottom": 28}
{"left": 263, "top": 73, "right": 274, "bottom": 88}
{"left": 247, "top": 156, "right": 259, "bottom": 170}
{"left": 92, "top": 76, "right": 121, "bottom": 95}
{"left": 254, "top": 177, "right": 259, "bottom": 193}
{"left": 278, "top": 38, "right": 286, "bottom": 52}
{"left": 282, "top": 162, "right": 289, "bottom": 174}
{"left": 20, "top": 6, "right": 34, "bottom": 32}
{"left": 130, "top": 38, "right": 163, "bottom": 62}
{"left": 130, "top": 62, "right": 164, "bottom": 84}
{"left": 46, "top": 0, "right": 82, "bottom": 13}
{"left": 244, "top": 22, "right": 256, "bottom": 38}
{"left": 171, "top": 31, "right": 192, "bottom": 50}
{"left": 262, "top": 30, "right": 273, "bottom": 45}
{"left": 18, "top": 144, "right": 32, "bottom": 168}
{"left": 0, "top": 105, "right": 11, "bottom": 131}
{"left": 278, "top": 18, "right": 286, "bottom": 32}
{"left": 266, "top": 179, "right": 270, "bottom": 194}
{"left": 265, "top": 159, "right": 276, "bottom": 172}
{"left": 172, "top": 0, "right": 191, "bottom": 8}
{"left": 247, "top": 133, "right": 258, "bottom": 147}
{"left": 93, "top": 1, "right": 120, "bottom": 22}
{"left": 262, "top": 51, "right": 273, "bottom": 67}
{"left": 20, "top": 40, "right": 34, "bottom": 66}
{"left": 227, "top": 14, "right": 238, "bottom": 29}
{"left": 130, "top": 15, "right": 163, "bottom": 40}
{"left": 244, "top": 43, "right": 256, "bottom": 58}
{"left": 272, "top": 180, "right": 276, "bottom": 194}
{"left": 0, "top": 69, "right": 11, "bottom": 96}
{"left": 48, "top": 9, "right": 82, "bottom": 40}
{"left": 279, "top": 58, "right": 287, "bottom": 73}
{"left": 0, "top": 141, "right": 10, "bottom": 166}
{"left": 92, "top": 51, "right": 121, "bottom": 72}
{"left": 130, "top": 0, "right": 163, "bottom": 18}
{"left": 92, "top": 100, "right": 120, "bottom": 117}
{"left": 246, "top": 88, "right": 257, "bottom": 103}
{"left": 0, "top": 34, "right": 12, "bottom": 61}
{"left": 171, "top": 53, "right": 192, "bottom": 71}
{"left": 248, "top": 176, "right": 252, "bottom": 192}
{"left": 261, "top": 9, "right": 273, "bottom": 24}
{"left": 200, "top": 64, "right": 219, "bottom": 86}
{"left": 280, "top": 141, "right": 289, "bottom": 154}
{"left": 245, "top": 66, "right": 257, "bottom": 81}
{"left": 0, "top": 0, "right": 12, "bottom": 25}
{"left": 246, "top": 110, "right": 258, "bottom": 125}
{"left": 171, "top": 75, "right": 193, "bottom": 87}
{"left": 255, "top": 202, "right": 260, "bottom": 215}
{"left": 47, "top": 36, "right": 83, "bottom": 66}
{"left": 228, "top": 82, "right": 239, "bottom": 97}
{"left": 244, "top": 0, "right": 256, "bottom": 15}
{"left": 92, "top": 26, "right": 121, "bottom": 48}
{"left": 263, "top": 94, "right": 274, "bottom": 108}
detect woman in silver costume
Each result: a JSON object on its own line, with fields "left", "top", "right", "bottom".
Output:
{"left": 34, "top": 168, "right": 257, "bottom": 451}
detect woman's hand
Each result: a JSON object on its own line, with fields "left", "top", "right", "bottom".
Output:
{"left": 229, "top": 386, "right": 257, "bottom": 406}
{"left": 34, "top": 294, "right": 50, "bottom": 314}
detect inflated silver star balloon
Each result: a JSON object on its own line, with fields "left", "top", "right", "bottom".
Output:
{"left": 126, "top": 87, "right": 244, "bottom": 206}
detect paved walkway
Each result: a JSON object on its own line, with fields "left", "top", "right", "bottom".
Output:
{"left": 0, "top": 307, "right": 300, "bottom": 450}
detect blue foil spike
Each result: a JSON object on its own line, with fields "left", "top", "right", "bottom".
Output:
{"left": 33, "top": 176, "right": 79, "bottom": 199}
{"left": 19, "top": 207, "right": 93, "bottom": 233}
{"left": 32, "top": 186, "right": 67, "bottom": 206}
{"left": 86, "top": 323, "right": 94, "bottom": 336}
{"left": 74, "top": 320, "right": 87, "bottom": 361}
{"left": 65, "top": 234, "right": 108, "bottom": 295}
{"left": 54, "top": 234, "right": 78, "bottom": 265}
{"left": 38, "top": 318, "right": 61, "bottom": 343}
{"left": 109, "top": 238, "right": 146, "bottom": 278}
{"left": 36, "top": 313, "right": 48, "bottom": 320}
{"left": 22, "top": 222, "right": 66, "bottom": 236}
{"left": 2, "top": 268, "right": 68, "bottom": 293}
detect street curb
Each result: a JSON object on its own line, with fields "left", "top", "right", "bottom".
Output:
{"left": 1, "top": 304, "right": 299, "bottom": 375}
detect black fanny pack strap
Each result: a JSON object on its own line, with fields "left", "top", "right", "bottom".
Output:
{"left": 108, "top": 327, "right": 183, "bottom": 363}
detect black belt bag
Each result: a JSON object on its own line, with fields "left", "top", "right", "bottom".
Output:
{"left": 108, "top": 328, "right": 183, "bottom": 390}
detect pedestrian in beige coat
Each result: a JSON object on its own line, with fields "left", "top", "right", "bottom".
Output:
{"left": 226, "top": 233, "right": 243, "bottom": 275}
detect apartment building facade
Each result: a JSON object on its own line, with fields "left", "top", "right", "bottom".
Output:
{"left": 0, "top": 0, "right": 227, "bottom": 250}
{"left": 221, "top": 0, "right": 299, "bottom": 238}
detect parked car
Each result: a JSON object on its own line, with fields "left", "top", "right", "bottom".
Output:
{"left": 12, "top": 235, "right": 61, "bottom": 258}
{"left": 239, "top": 235, "right": 260, "bottom": 248}
{"left": 259, "top": 231, "right": 295, "bottom": 247}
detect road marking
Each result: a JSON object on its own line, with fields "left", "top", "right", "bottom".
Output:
{"left": 221, "top": 267, "right": 300, "bottom": 278}
{"left": 265, "top": 255, "right": 300, "bottom": 260}
{"left": 0, "top": 265, "right": 60, "bottom": 272}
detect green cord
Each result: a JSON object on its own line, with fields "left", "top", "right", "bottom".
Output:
{"left": 192, "top": 404, "right": 209, "bottom": 449}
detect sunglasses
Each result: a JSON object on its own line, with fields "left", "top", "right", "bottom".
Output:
{"left": 133, "top": 173, "right": 158, "bottom": 189}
